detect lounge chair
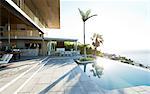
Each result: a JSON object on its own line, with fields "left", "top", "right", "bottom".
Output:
{"left": 0, "top": 54, "right": 9, "bottom": 61}
{"left": 0, "top": 54, "right": 13, "bottom": 64}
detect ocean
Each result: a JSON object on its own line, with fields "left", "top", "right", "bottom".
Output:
{"left": 117, "top": 50, "right": 150, "bottom": 66}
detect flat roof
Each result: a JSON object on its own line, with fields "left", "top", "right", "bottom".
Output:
{"left": 0, "top": 0, "right": 60, "bottom": 33}
{"left": 44, "top": 37, "right": 78, "bottom": 42}
{"left": 0, "top": 37, "right": 78, "bottom": 42}
{"left": 0, "top": 36, "right": 43, "bottom": 40}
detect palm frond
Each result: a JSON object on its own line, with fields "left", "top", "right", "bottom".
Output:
{"left": 85, "top": 9, "right": 91, "bottom": 19}
{"left": 85, "top": 14, "right": 97, "bottom": 21}
{"left": 78, "top": 8, "right": 86, "bottom": 21}
{"left": 91, "top": 33, "right": 103, "bottom": 48}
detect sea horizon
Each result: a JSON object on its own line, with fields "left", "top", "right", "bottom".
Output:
{"left": 102, "top": 49, "right": 150, "bottom": 66}
{"left": 116, "top": 50, "right": 150, "bottom": 66}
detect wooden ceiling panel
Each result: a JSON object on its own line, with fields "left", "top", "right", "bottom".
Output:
{"left": 0, "top": 4, "right": 34, "bottom": 28}
{"left": 25, "top": 0, "right": 60, "bottom": 29}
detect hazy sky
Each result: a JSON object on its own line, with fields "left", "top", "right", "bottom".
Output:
{"left": 45, "top": 0, "right": 150, "bottom": 52}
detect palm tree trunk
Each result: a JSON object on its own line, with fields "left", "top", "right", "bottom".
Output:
{"left": 94, "top": 47, "right": 97, "bottom": 58}
{"left": 83, "top": 22, "right": 85, "bottom": 45}
{"left": 83, "top": 22, "right": 86, "bottom": 57}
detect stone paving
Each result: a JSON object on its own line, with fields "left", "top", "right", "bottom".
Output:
{"left": 0, "top": 56, "right": 150, "bottom": 94}
{"left": 17, "top": 57, "right": 106, "bottom": 94}
{"left": 0, "top": 59, "right": 40, "bottom": 89}
{"left": 107, "top": 86, "right": 150, "bottom": 94}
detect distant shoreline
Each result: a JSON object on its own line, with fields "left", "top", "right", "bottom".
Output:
{"left": 102, "top": 53, "right": 150, "bottom": 70}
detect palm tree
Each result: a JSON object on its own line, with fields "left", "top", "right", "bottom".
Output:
{"left": 91, "top": 33, "right": 103, "bottom": 56}
{"left": 78, "top": 8, "right": 97, "bottom": 57}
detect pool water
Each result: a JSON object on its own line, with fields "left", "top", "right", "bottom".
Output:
{"left": 79, "top": 57, "right": 150, "bottom": 90}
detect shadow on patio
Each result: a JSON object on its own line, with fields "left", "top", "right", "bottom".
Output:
{"left": 27, "top": 57, "right": 103, "bottom": 94}
{"left": 38, "top": 66, "right": 83, "bottom": 94}
{"left": 0, "top": 56, "right": 46, "bottom": 71}
{"left": 44, "top": 58, "right": 74, "bottom": 69}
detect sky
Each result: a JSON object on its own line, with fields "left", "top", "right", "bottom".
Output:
{"left": 45, "top": 0, "right": 150, "bottom": 53}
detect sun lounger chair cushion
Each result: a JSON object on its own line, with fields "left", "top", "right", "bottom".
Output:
{"left": 0, "top": 54, "right": 13, "bottom": 64}
{"left": 0, "top": 54, "right": 9, "bottom": 61}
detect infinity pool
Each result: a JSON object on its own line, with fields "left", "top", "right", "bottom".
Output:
{"left": 79, "top": 57, "right": 150, "bottom": 90}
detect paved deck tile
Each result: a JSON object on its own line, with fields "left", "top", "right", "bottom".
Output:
{"left": 1, "top": 56, "right": 149, "bottom": 94}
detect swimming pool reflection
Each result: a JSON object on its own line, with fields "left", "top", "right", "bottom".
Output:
{"left": 90, "top": 63, "right": 104, "bottom": 78}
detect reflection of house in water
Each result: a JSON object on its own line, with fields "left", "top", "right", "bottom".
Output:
{"left": 0, "top": 0, "right": 78, "bottom": 56}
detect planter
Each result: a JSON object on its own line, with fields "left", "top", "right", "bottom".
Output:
{"left": 74, "top": 59, "right": 95, "bottom": 72}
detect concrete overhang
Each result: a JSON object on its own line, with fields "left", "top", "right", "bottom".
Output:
{"left": 0, "top": 37, "right": 78, "bottom": 42}
{"left": 0, "top": 0, "right": 60, "bottom": 33}
{"left": 44, "top": 37, "right": 78, "bottom": 42}
{"left": 0, "top": 0, "right": 44, "bottom": 34}
{"left": 25, "top": 0, "right": 60, "bottom": 29}
{"left": 0, "top": 36, "right": 43, "bottom": 40}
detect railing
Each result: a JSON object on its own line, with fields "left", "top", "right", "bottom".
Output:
{"left": 0, "top": 30, "right": 40, "bottom": 37}
{"left": 12, "top": 0, "right": 46, "bottom": 28}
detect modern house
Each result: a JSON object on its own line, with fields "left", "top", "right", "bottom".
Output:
{"left": 0, "top": 0, "right": 78, "bottom": 56}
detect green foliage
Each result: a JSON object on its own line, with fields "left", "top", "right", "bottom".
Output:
{"left": 104, "top": 53, "right": 150, "bottom": 70}
{"left": 85, "top": 9, "right": 91, "bottom": 18}
{"left": 77, "top": 43, "right": 103, "bottom": 56}
{"left": 106, "top": 54, "right": 134, "bottom": 65}
{"left": 91, "top": 33, "right": 104, "bottom": 56}
{"left": 64, "top": 42, "right": 74, "bottom": 51}
{"left": 78, "top": 8, "right": 97, "bottom": 22}
{"left": 78, "top": 8, "right": 86, "bottom": 21}
{"left": 96, "top": 51, "right": 104, "bottom": 57}
{"left": 64, "top": 42, "right": 104, "bottom": 56}
{"left": 78, "top": 8, "right": 97, "bottom": 57}
{"left": 91, "top": 33, "right": 103, "bottom": 48}
{"left": 77, "top": 44, "right": 91, "bottom": 54}
{"left": 79, "top": 57, "right": 95, "bottom": 61}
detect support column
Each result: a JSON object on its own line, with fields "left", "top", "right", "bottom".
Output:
{"left": 8, "top": 13, "right": 11, "bottom": 46}
{"left": 41, "top": 34, "right": 46, "bottom": 56}
{"left": 75, "top": 41, "right": 77, "bottom": 51}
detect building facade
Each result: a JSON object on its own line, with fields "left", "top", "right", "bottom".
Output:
{"left": 0, "top": 0, "right": 60, "bottom": 56}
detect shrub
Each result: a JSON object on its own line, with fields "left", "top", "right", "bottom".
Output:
{"left": 79, "top": 57, "right": 95, "bottom": 61}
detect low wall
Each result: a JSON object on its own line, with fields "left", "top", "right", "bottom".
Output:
{"left": 20, "top": 49, "right": 39, "bottom": 56}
